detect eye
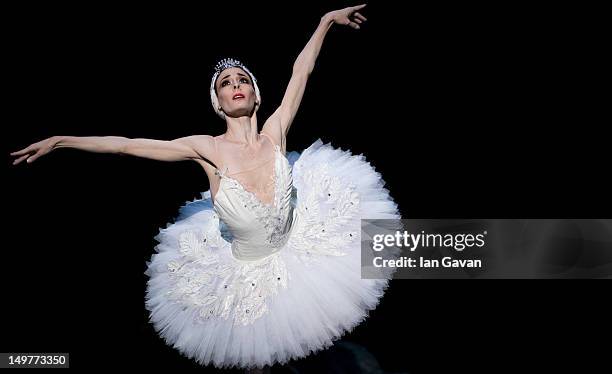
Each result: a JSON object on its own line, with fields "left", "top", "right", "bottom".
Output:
{"left": 240, "top": 78, "right": 250, "bottom": 84}
{"left": 221, "top": 81, "right": 230, "bottom": 87}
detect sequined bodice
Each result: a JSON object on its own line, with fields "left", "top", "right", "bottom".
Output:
{"left": 213, "top": 144, "right": 298, "bottom": 261}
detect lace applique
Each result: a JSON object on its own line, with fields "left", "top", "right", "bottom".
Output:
{"left": 287, "top": 162, "right": 361, "bottom": 264}
{"left": 165, "top": 230, "right": 291, "bottom": 326}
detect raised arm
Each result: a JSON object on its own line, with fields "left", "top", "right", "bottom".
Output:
{"left": 262, "top": 4, "right": 368, "bottom": 143}
{"left": 10, "top": 135, "right": 215, "bottom": 165}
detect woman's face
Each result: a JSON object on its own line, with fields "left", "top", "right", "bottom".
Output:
{"left": 215, "top": 67, "right": 257, "bottom": 118}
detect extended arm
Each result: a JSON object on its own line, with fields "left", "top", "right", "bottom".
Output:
{"left": 10, "top": 135, "right": 214, "bottom": 165}
{"left": 263, "top": 4, "right": 367, "bottom": 142}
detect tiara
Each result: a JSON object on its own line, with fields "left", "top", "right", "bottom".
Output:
{"left": 214, "top": 58, "right": 247, "bottom": 74}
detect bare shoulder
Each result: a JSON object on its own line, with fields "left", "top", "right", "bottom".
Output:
{"left": 173, "top": 135, "right": 219, "bottom": 171}
{"left": 176, "top": 135, "right": 215, "bottom": 155}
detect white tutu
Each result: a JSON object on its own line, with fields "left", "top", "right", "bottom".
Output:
{"left": 145, "top": 138, "right": 401, "bottom": 369}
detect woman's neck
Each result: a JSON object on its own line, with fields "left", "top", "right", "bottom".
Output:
{"left": 224, "top": 115, "right": 259, "bottom": 145}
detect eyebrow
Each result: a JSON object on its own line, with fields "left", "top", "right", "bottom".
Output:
{"left": 219, "top": 73, "right": 248, "bottom": 82}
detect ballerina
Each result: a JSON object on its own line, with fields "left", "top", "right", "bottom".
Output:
{"left": 10, "top": 4, "right": 400, "bottom": 371}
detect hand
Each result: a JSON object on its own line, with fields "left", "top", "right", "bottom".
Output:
{"left": 10, "top": 136, "right": 60, "bottom": 165}
{"left": 325, "top": 4, "right": 368, "bottom": 30}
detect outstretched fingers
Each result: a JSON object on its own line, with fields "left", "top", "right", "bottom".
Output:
{"left": 10, "top": 147, "right": 36, "bottom": 165}
{"left": 349, "top": 4, "right": 367, "bottom": 29}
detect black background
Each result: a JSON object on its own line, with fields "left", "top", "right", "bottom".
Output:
{"left": 3, "top": 1, "right": 610, "bottom": 372}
